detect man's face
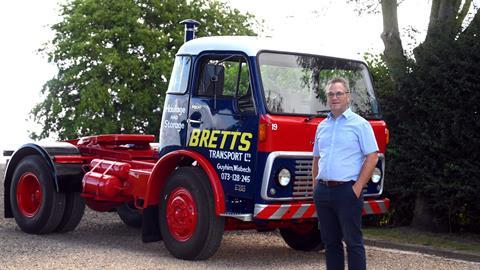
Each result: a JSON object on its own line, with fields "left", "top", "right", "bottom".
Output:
{"left": 326, "top": 82, "right": 350, "bottom": 116}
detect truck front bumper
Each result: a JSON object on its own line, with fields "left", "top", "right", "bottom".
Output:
{"left": 254, "top": 198, "right": 390, "bottom": 220}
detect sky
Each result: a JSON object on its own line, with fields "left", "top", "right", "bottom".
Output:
{"left": 0, "top": 0, "right": 432, "bottom": 155}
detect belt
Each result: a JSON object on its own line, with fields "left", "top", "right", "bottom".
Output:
{"left": 318, "top": 179, "right": 353, "bottom": 187}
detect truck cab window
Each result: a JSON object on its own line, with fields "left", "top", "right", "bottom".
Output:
{"left": 167, "top": 56, "right": 191, "bottom": 94}
{"left": 196, "top": 56, "right": 255, "bottom": 113}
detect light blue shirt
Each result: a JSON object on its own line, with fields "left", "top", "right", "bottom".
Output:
{"left": 313, "top": 108, "right": 378, "bottom": 182}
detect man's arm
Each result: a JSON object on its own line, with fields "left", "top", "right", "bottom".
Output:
{"left": 352, "top": 152, "right": 378, "bottom": 198}
{"left": 312, "top": 156, "right": 320, "bottom": 188}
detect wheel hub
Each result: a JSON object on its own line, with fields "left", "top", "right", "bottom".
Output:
{"left": 16, "top": 172, "right": 42, "bottom": 218}
{"left": 166, "top": 187, "right": 198, "bottom": 241}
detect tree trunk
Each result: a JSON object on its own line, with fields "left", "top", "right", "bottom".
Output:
{"left": 415, "top": 0, "right": 473, "bottom": 61}
{"left": 425, "top": 0, "right": 471, "bottom": 43}
{"left": 411, "top": 193, "right": 449, "bottom": 232}
{"left": 380, "top": 0, "right": 407, "bottom": 85}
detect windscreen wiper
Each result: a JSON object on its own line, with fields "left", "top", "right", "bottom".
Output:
{"left": 304, "top": 110, "right": 330, "bottom": 122}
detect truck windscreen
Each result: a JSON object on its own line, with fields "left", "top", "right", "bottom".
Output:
{"left": 258, "top": 52, "right": 381, "bottom": 119}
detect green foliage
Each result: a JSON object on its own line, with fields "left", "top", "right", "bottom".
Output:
{"left": 365, "top": 53, "right": 416, "bottom": 226}
{"left": 366, "top": 19, "right": 480, "bottom": 231}
{"left": 31, "top": 0, "right": 257, "bottom": 140}
{"left": 222, "top": 59, "right": 250, "bottom": 97}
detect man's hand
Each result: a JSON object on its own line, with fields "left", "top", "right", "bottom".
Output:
{"left": 352, "top": 182, "right": 363, "bottom": 198}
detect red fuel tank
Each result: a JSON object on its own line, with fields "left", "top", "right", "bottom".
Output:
{"left": 89, "top": 159, "right": 131, "bottom": 179}
{"left": 82, "top": 171, "right": 123, "bottom": 199}
{"left": 81, "top": 159, "right": 131, "bottom": 201}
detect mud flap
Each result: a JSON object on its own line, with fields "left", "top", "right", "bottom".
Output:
{"left": 141, "top": 205, "right": 162, "bottom": 243}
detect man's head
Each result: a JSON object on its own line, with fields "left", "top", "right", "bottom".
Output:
{"left": 324, "top": 77, "right": 350, "bottom": 117}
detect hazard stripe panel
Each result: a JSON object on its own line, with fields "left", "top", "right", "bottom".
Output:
{"left": 254, "top": 198, "right": 390, "bottom": 220}
{"left": 362, "top": 198, "right": 390, "bottom": 215}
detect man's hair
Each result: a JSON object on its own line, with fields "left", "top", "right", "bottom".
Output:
{"left": 324, "top": 77, "right": 350, "bottom": 93}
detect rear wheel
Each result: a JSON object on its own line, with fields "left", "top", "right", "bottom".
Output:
{"left": 55, "top": 192, "right": 85, "bottom": 232}
{"left": 117, "top": 202, "right": 142, "bottom": 228}
{"left": 279, "top": 222, "right": 324, "bottom": 251}
{"left": 10, "top": 155, "right": 66, "bottom": 234}
{"left": 159, "top": 167, "right": 224, "bottom": 260}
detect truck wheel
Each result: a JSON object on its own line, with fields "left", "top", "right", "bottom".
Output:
{"left": 10, "top": 155, "right": 66, "bottom": 234}
{"left": 55, "top": 192, "right": 85, "bottom": 233}
{"left": 159, "top": 167, "right": 224, "bottom": 260}
{"left": 279, "top": 222, "right": 324, "bottom": 251}
{"left": 117, "top": 202, "right": 142, "bottom": 228}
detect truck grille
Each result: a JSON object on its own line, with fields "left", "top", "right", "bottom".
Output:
{"left": 293, "top": 159, "right": 313, "bottom": 199}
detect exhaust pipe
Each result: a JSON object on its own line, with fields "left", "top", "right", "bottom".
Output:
{"left": 180, "top": 19, "right": 200, "bottom": 42}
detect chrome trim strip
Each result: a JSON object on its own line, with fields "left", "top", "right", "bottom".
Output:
{"left": 365, "top": 153, "right": 385, "bottom": 198}
{"left": 220, "top": 213, "right": 253, "bottom": 222}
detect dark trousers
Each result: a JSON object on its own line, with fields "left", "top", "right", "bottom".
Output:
{"left": 313, "top": 182, "right": 366, "bottom": 270}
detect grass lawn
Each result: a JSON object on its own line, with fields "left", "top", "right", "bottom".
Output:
{"left": 363, "top": 226, "right": 480, "bottom": 254}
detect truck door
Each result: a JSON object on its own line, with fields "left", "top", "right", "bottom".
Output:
{"left": 187, "top": 53, "right": 258, "bottom": 200}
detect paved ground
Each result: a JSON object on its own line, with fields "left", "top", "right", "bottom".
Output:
{"left": 2, "top": 163, "right": 480, "bottom": 269}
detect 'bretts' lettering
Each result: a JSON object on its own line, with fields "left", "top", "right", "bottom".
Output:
{"left": 189, "top": 129, "right": 253, "bottom": 151}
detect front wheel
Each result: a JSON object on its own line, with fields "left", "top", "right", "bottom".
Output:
{"left": 159, "top": 167, "right": 224, "bottom": 260}
{"left": 10, "top": 155, "right": 66, "bottom": 234}
{"left": 279, "top": 222, "right": 324, "bottom": 251}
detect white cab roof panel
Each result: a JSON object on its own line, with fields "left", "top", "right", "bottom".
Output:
{"left": 176, "top": 36, "right": 364, "bottom": 62}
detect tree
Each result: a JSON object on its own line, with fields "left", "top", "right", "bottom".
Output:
{"left": 31, "top": 0, "right": 257, "bottom": 140}
{"left": 348, "top": 0, "right": 478, "bottom": 84}
{"left": 351, "top": 1, "right": 480, "bottom": 232}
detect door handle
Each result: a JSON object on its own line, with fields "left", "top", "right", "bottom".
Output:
{"left": 187, "top": 119, "right": 203, "bottom": 125}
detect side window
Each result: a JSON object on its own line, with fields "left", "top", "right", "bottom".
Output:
{"left": 196, "top": 56, "right": 254, "bottom": 112}
{"left": 167, "top": 56, "right": 191, "bottom": 94}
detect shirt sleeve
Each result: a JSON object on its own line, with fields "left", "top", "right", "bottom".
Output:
{"left": 313, "top": 125, "right": 320, "bottom": 157}
{"left": 358, "top": 121, "right": 379, "bottom": 155}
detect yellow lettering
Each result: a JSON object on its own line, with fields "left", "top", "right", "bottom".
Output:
{"left": 208, "top": 130, "right": 220, "bottom": 148}
{"left": 239, "top": 132, "right": 253, "bottom": 151}
{"left": 189, "top": 129, "right": 201, "bottom": 146}
{"left": 190, "top": 129, "right": 254, "bottom": 151}
{"left": 229, "top": 132, "right": 241, "bottom": 150}
{"left": 219, "top": 131, "right": 231, "bottom": 148}
{"left": 199, "top": 129, "right": 210, "bottom": 147}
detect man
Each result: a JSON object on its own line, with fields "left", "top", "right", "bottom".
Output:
{"left": 312, "top": 77, "right": 378, "bottom": 270}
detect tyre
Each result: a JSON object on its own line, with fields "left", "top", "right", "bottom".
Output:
{"left": 159, "top": 167, "right": 224, "bottom": 260}
{"left": 117, "top": 202, "right": 142, "bottom": 228}
{"left": 279, "top": 222, "right": 324, "bottom": 251}
{"left": 55, "top": 192, "right": 85, "bottom": 233}
{"left": 10, "top": 155, "right": 66, "bottom": 234}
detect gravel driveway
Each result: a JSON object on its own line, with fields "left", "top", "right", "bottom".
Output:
{"left": 1, "top": 164, "right": 479, "bottom": 270}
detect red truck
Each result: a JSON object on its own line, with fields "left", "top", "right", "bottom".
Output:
{"left": 3, "top": 20, "right": 389, "bottom": 260}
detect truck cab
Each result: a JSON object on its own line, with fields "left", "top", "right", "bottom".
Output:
{"left": 160, "top": 36, "right": 388, "bottom": 223}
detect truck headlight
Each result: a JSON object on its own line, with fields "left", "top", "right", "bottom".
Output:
{"left": 371, "top": 167, "right": 381, "bottom": 183}
{"left": 276, "top": 168, "right": 291, "bottom": 187}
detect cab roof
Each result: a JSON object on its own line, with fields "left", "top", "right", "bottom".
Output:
{"left": 176, "top": 36, "right": 365, "bottom": 62}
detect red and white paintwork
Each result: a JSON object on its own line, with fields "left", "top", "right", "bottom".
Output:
{"left": 254, "top": 198, "right": 390, "bottom": 220}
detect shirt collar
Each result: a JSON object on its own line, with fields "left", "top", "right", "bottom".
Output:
{"left": 327, "top": 107, "right": 352, "bottom": 120}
